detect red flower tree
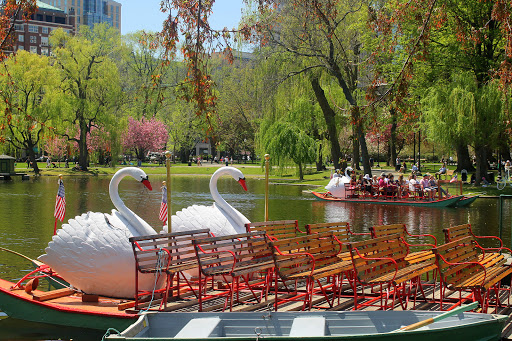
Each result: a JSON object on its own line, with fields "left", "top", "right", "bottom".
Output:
{"left": 122, "top": 117, "right": 168, "bottom": 161}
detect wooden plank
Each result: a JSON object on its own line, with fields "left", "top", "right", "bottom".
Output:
{"left": 32, "top": 288, "right": 75, "bottom": 301}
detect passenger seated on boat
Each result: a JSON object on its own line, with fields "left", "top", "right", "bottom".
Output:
{"left": 408, "top": 174, "right": 421, "bottom": 199}
{"left": 421, "top": 174, "right": 434, "bottom": 200}
{"left": 397, "top": 174, "right": 407, "bottom": 197}
{"left": 430, "top": 175, "right": 449, "bottom": 198}
{"left": 378, "top": 173, "right": 387, "bottom": 197}
{"left": 386, "top": 174, "right": 398, "bottom": 197}
{"left": 362, "top": 174, "right": 372, "bottom": 194}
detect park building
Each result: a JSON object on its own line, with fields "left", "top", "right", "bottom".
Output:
{"left": 11, "top": 1, "right": 75, "bottom": 56}
{"left": 38, "top": 0, "right": 121, "bottom": 32}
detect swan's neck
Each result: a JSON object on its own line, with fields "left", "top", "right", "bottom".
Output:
{"left": 110, "top": 170, "right": 156, "bottom": 236}
{"left": 210, "top": 170, "right": 249, "bottom": 227}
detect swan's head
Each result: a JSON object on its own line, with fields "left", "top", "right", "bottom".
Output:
{"left": 212, "top": 166, "right": 247, "bottom": 191}
{"left": 114, "top": 167, "right": 153, "bottom": 191}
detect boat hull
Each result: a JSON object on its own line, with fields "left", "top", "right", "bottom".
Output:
{"left": 452, "top": 195, "right": 479, "bottom": 208}
{"left": 311, "top": 192, "right": 463, "bottom": 208}
{"left": 106, "top": 311, "right": 506, "bottom": 341}
{"left": 0, "top": 278, "right": 136, "bottom": 331}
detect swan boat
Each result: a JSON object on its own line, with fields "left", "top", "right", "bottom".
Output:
{"left": 311, "top": 191, "right": 464, "bottom": 207}
{"left": 104, "top": 310, "right": 507, "bottom": 341}
{"left": 38, "top": 167, "right": 161, "bottom": 299}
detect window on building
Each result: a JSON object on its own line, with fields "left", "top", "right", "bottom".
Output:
{"left": 41, "top": 37, "right": 49, "bottom": 46}
{"left": 77, "top": 16, "right": 80, "bottom": 23}
{"left": 72, "top": 0, "right": 75, "bottom": 5}
{"left": 14, "top": 24, "right": 23, "bottom": 31}
{"left": 36, "top": 14, "right": 43, "bottom": 21}
{"left": 116, "top": 6, "right": 119, "bottom": 13}
{"left": 18, "top": 45, "right": 24, "bottom": 50}
{"left": 78, "top": 8, "right": 80, "bottom": 15}
{"left": 18, "top": 35, "right": 24, "bottom": 42}
{"left": 30, "top": 36, "right": 37, "bottom": 44}
{"left": 77, "top": 0, "right": 80, "bottom": 7}
{"left": 41, "top": 47, "right": 49, "bottom": 56}
{"left": 42, "top": 27, "right": 49, "bottom": 34}
{"left": 28, "top": 25, "right": 38, "bottom": 33}
{"left": 30, "top": 46, "right": 37, "bottom": 53}
{"left": 116, "top": 13, "right": 118, "bottom": 21}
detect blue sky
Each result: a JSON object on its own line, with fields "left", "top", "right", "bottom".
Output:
{"left": 119, "top": 0, "right": 245, "bottom": 35}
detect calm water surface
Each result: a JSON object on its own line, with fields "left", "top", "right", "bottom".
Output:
{"left": 0, "top": 172, "right": 511, "bottom": 340}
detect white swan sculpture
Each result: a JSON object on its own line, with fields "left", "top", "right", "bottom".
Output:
{"left": 163, "top": 166, "right": 250, "bottom": 236}
{"left": 38, "top": 167, "right": 160, "bottom": 299}
{"left": 325, "top": 167, "right": 353, "bottom": 198}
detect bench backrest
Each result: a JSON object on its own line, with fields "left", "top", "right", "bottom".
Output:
{"left": 268, "top": 232, "right": 341, "bottom": 280}
{"left": 443, "top": 224, "right": 472, "bottom": 243}
{"left": 245, "top": 220, "right": 302, "bottom": 240}
{"left": 129, "top": 229, "right": 210, "bottom": 274}
{"left": 370, "top": 224, "right": 407, "bottom": 239}
{"left": 347, "top": 235, "right": 408, "bottom": 284}
{"left": 305, "top": 222, "right": 351, "bottom": 242}
{"left": 432, "top": 236, "right": 485, "bottom": 287}
{"left": 192, "top": 231, "right": 271, "bottom": 276}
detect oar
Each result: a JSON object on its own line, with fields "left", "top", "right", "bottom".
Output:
{"left": 392, "top": 301, "right": 479, "bottom": 332}
{"left": 0, "top": 246, "right": 41, "bottom": 265}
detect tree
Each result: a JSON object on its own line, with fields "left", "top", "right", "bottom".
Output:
{"left": 0, "top": 50, "right": 59, "bottom": 175}
{"left": 258, "top": 120, "right": 316, "bottom": 181}
{"left": 50, "top": 24, "right": 121, "bottom": 171}
{"left": 0, "top": 1, "right": 36, "bottom": 59}
{"left": 122, "top": 116, "right": 168, "bottom": 161}
{"left": 248, "top": 0, "right": 374, "bottom": 174}
{"left": 119, "top": 31, "right": 177, "bottom": 119}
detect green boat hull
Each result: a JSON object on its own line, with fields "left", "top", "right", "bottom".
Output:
{"left": 312, "top": 192, "right": 463, "bottom": 208}
{"left": 0, "top": 285, "right": 135, "bottom": 331}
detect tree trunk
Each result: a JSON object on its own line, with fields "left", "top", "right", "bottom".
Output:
{"left": 79, "top": 122, "right": 89, "bottom": 171}
{"left": 310, "top": 77, "right": 342, "bottom": 170}
{"left": 298, "top": 162, "right": 303, "bottom": 180}
{"left": 27, "top": 141, "right": 39, "bottom": 175}
{"left": 455, "top": 143, "right": 474, "bottom": 172}
{"left": 474, "top": 145, "right": 487, "bottom": 186}
{"left": 316, "top": 143, "right": 323, "bottom": 171}
{"left": 389, "top": 108, "right": 397, "bottom": 168}
{"left": 352, "top": 126, "right": 360, "bottom": 170}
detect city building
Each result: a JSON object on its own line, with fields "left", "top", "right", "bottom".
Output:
{"left": 12, "top": 1, "right": 75, "bottom": 55}
{"left": 39, "top": 0, "right": 121, "bottom": 32}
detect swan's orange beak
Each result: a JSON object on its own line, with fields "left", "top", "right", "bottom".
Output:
{"left": 238, "top": 178, "right": 247, "bottom": 191}
{"left": 142, "top": 179, "right": 152, "bottom": 191}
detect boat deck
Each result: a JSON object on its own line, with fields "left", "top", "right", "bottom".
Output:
{"left": 3, "top": 277, "right": 512, "bottom": 339}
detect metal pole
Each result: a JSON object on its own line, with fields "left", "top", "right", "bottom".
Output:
{"left": 499, "top": 194, "right": 503, "bottom": 242}
{"left": 165, "top": 151, "right": 172, "bottom": 232}
{"left": 377, "top": 136, "right": 380, "bottom": 167}
{"left": 265, "top": 154, "right": 270, "bottom": 222}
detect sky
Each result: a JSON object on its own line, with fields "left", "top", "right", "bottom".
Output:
{"left": 118, "top": 0, "right": 246, "bottom": 36}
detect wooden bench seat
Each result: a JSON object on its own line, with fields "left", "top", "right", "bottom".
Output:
{"left": 348, "top": 234, "right": 437, "bottom": 310}
{"left": 433, "top": 236, "right": 512, "bottom": 312}
{"left": 192, "top": 231, "right": 274, "bottom": 311}
{"left": 245, "top": 220, "right": 304, "bottom": 240}
{"left": 305, "top": 221, "right": 370, "bottom": 261}
{"left": 268, "top": 232, "right": 351, "bottom": 310}
{"left": 129, "top": 229, "right": 211, "bottom": 310}
{"left": 370, "top": 224, "right": 436, "bottom": 265}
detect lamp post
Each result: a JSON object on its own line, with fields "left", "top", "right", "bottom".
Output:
{"left": 377, "top": 134, "right": 380, "bottom": 167}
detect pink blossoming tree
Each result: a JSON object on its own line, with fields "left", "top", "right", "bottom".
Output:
{"left": 122, "top": 117, "right": 168, "bottom": 160}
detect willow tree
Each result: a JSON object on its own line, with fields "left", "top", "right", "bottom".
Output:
{"left": 0, "top": 51, "right": 60, "bottom": 175}
{"left": 50, "top": 24, "right": 121, "bottom": 171}
{"left": 258, "top": 120, "right": 316, "bottom": 181}
{"left": 423, "top": 73, "right": 504, "bottom": 176}
{"left": 247, "top": 0, "right": 373, "bottom": 174}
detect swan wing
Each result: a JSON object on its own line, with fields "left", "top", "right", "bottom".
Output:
{"left": 162, "top": 204, "right": 239, "bottom": 236}
{"left": 38, "top": 211, "right": 161, "bottom": 298}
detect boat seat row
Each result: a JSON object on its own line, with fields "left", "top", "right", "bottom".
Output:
{"left": 128, "top": 221, "right": 511, "bottom": 313}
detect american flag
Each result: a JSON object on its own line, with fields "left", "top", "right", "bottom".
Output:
{"left": 54, "top": 179, "right": 66, "bottom": 222}
{"left": 159, "top": 185, "right": 168, "bottom": 222}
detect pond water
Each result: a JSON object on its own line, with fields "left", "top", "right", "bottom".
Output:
{"left": 0, "top": 172, "right": 511, "bottom": 340}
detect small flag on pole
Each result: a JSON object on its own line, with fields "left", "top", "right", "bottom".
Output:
{"left": 159, "top": 185, "right": 168, "bottom": 222}
{"left": 54, "top": 178, "right": 66, "bottom": 222}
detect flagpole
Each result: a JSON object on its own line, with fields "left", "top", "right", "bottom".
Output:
{"left": 165, "top": 151, "right": 172, "bottom": 232}
{"left": 53, "top": 175, "right": 63, "bottom": 236}
{"left": 264, "top": 154, "right": 270, "bottom": 222}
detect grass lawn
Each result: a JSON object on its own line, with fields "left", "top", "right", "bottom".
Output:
{"left": 16, "top": 161, "right": 512, "bottom": 196}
